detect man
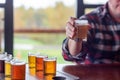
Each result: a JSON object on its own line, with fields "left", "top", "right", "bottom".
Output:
{"left": 62, "top": 0, "right": 120, "bottom": 64}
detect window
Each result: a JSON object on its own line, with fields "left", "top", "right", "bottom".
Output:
{"left": 0, "top": 0, "right": 6, "bottom": 3}
{"left": 84, "top": 0, "right": 108, "bottom": 14}
{"left": 84, "top": 0, "right": 108, "bottom": 4}
{"left": 13, "top": 0, "right": 75, "bottom": 64}
{"left": 0, "top": 0, "right": 5, "bottom": 52}
{"left": 0, "top": 8, "right": 4, "bottom": 52}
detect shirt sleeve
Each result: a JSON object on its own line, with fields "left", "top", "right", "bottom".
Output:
{"left": 62, "top": 38, "right": 87, "bottom": 63}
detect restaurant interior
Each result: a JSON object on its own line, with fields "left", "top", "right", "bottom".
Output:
{"left": 0, "top": 0, "right": 120, "bottom": 80}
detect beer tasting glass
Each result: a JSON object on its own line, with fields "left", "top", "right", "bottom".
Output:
{"left": 11, "top": 59, "right": 26, "bottom": 80}
{"left": 44, "top": 57, "right": 57, "bottom": 80}
{"left": 74, "top": 19, "right": 89, "bottom": 39}
{"left": 5, "top": 54, "right": 13, "bottom": 77}
{"left": 0, "top": 53, "right": 7, "bottom": 73}
{"left": 36, "top": 55, "right": 47, "bottom": 79}
{"left": 28, "top": 52, "right": 36, "bottom": 76}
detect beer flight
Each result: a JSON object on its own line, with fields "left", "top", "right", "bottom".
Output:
{"left": 28, "top": 52, "right": 57, "bottom": 80}
{"left": 0, "top": 52, "right": 57, "bottom": 80}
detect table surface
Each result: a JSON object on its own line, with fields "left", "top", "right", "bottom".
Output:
{"left": 2, "top": 64, "right": 120, "bottom": 80}
{"left": 61, "top": 64, "right": 120, "bottom": 80}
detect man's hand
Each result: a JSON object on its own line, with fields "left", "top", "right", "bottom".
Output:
{"left": 66, "top": 17, "right": 77, "bottom": 39}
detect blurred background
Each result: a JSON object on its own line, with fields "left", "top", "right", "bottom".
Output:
{"left": 0, "top": 0, "right": 108, "bottom": 64}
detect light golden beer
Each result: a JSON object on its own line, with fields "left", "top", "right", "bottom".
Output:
{"left": 5, "top": 54, "right": 12, "bottom": 77}
{"left": 11, "top": 60, "right": 26, "bottom": 80}
{"left": 44, "top": 57, "right": 56, "bottom": 75}
{"left": 28, "top": 53, "right": 36, "bottom": 76}
{"left": 75, "top": 20, "right": 89, "bottom": 39}
{"left": 28, "top": 54, "right": 36, "bottom": 68}
{"left": 5, "top": 61, "right": 11, "bottom": 77}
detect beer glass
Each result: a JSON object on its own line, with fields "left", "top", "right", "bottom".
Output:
{"left": 36, "top": 55, "right": 47, "bottom": 79}
{"left": 28, "top": 52, "right": 36, "bottom": 76}
{"left": 5, "top": 61, "right": 11, "bottom": 77}
{"left": 44, "top": 57, "right": 57, "bottom": 80}
{"left": 0, "top": 53, "right": 5, "bottom": 73}
{"left": 0, "top": 59, "right": 4, "bottom": 73}
{"left": 5, "top": 54, "right": 12, "bottom": 77}
{"left": 11, "top": 59, "right": 26, "bottom": 80}
{"left": 74, "top": 19, "right": 89, "bottom": 39}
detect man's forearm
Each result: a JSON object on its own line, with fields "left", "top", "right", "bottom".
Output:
{"left": 68, "top": 39, "right": 82, "bottom": 56}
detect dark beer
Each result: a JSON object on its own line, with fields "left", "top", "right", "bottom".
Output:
{"left": 0, "top": 59, "right": 5, "bottom": 73}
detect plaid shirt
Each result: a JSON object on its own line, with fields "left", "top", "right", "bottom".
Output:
{"left": 62, "top": 3, "right": 120, "bottom": 64}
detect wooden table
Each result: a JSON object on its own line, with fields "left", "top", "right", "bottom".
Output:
{"left": 62, "top": 64, "right": 120, "bottom": 80}
{"left": 2, "top": 64, "right": 120, "bottom": 80}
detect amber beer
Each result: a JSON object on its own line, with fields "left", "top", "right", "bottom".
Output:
{"left": 11, "top": 60, "right": 26, "bottom": 80}
{"left": 75, "top": 20, "right": 89, "bottom": 39}
{"left": 44, "top": 57, "right": 56, "bottom": 80}
{"left": 36, "top": 55, "right": 47, "bottom": 79}
{"left": 28, "top": 53, "right": 36, "bottom": 76}
{"left": 36, "top": 55, "right": 47, "bottom": 71}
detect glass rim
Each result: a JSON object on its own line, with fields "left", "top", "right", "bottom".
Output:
{"left": 44, "top": 57, "right": 57, "bottom": 61}
{"left": 75, "top": 19, "right": 89, "bottom": 25}
{"left": 11, "top": 59, "right": 26, "bottom": 65}
{"left": 28, "top": 52, "right": 37, "bottom": 56}
{"left": 36, "top": 55, "right": 48, "bottom": 58}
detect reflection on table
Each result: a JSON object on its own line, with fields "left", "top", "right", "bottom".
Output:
{"left": 62, "top": 64, "right": 120, "bottom": 80}
{"left": 3, "top": 63, "right": 120, "bottom": 80}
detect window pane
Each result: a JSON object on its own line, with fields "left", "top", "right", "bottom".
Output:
{"left": 0, "top": 0, "right": 6, "bottom": 3}
{"left": 84, "top": 0, "right": 108, "bottom": 4}
{"left": 13, "top": 0, "right": 75, "bottom": 64}
{"left": 0, "top": 8, "right": 4, "bottom": 52}
{"left": 14, "top": 0, "right": 75, "bottom": 29}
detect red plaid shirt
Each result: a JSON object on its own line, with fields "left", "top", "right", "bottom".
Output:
{"left": 62, "top": 3, "right": 120, "bottom": 64}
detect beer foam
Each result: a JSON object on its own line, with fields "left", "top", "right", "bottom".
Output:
{"left": 28, "top": 52, "right": 36, "bottom": 56}
{"left": 28, "top": 54, "right": 36, "bottom": 56}
{"left": 11, "top": 60, "right": 26, "bottom": 65}
{"left": 44, "top": 57, "right": 56, "bottom": 61}
{"left": 75, "top": 20, "right": 88, "bottom": 25}
{"left": 37, "top": 55, "right": 47, "bottom": 58}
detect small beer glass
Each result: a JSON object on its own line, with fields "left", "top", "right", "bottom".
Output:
{"left": 11, "top": 59, "right": 26, "bottom": 80}
{"left": 36, "top": 55, "right": 47, "bottom": 79}
{"left": 28, "top": 52, "right": 36, "bottom": 76}
{"left": 5, "top": 54, "right": 13, "bottom": 77}
{"left": 0, "top": 53, "right": 6, "bottom": 73}
{"left": 74, "top": 19, "right": 89, "bottom": 39}
{"left": 44, "top": 57, "right": 57, "bottom": 80}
